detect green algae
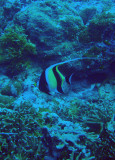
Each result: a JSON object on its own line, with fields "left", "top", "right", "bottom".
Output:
{"left": 88, "top": 12, "right": 115, "bottom": 42}
{"left": 79, "top": 12, "right": 115, "bottom": 43}
{"left": 0, "top": 25, "right": 37, "bottom": 76}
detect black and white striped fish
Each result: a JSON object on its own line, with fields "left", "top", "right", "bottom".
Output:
{"left": 38, "top": 57, "right": 98, "bottom": 95}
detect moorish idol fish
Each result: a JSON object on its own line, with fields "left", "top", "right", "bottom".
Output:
{"left": 39, "top": 57, "right": 98, "bottom": 95}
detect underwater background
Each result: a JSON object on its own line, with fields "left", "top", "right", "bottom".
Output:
{"left": 0, "top": 0, "right": 115, "bottom": 159}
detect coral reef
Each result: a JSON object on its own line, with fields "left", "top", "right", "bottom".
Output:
{"left": 79, "top": 11, "right": 115, "bottom": 43}
{"left": 0, "top": 99, "right": 114, "bottom": 159}
{"left": 0, "top": 103, "right": 46, "bottom": 160}
{"left": 0, "top": 0, "right": 115, "bottom": 159}
{"left": 88, "top": 12, "right": 115, "bottom": 42}
{"left": 0, "top": 25, "right": 37, "bottom": 76}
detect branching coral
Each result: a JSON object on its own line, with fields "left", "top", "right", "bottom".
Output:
{"left": 52, "top": 98, "right": 115, "bottom": 159}
{"left": 0, "top": 102, "right": 55, "bottom": 159}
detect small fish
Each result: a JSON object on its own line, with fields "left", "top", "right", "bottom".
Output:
{"left": 39, "top": 57, "right": 98, "bottom": 95}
